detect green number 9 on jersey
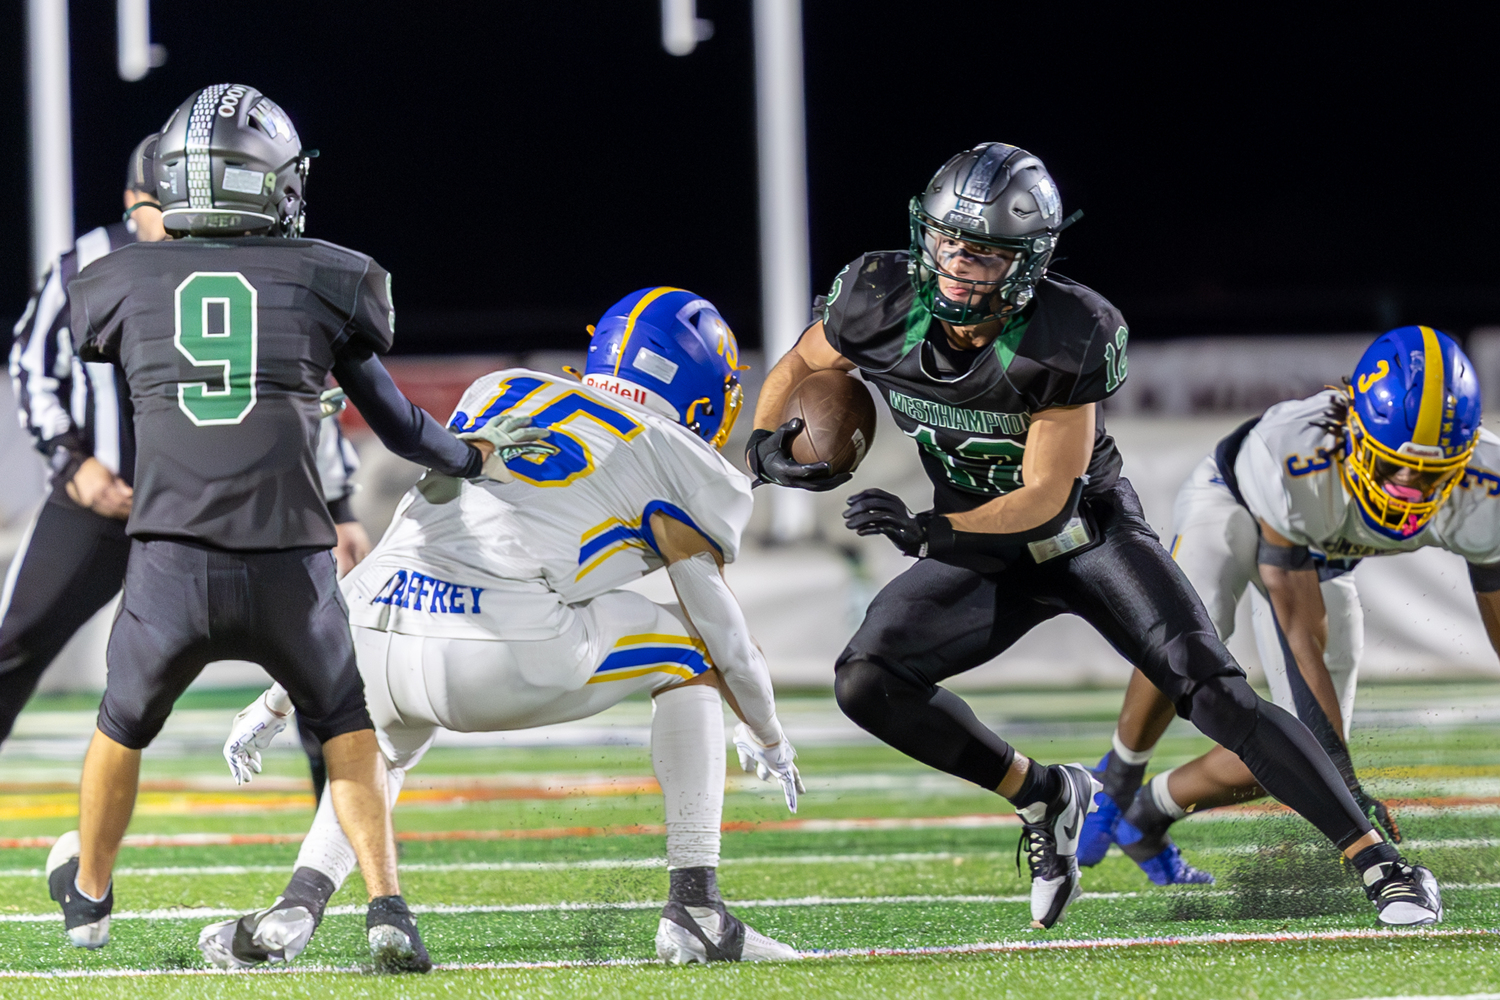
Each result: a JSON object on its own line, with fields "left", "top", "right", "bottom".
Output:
{"left": 174, "top": 271, "right": 259, "bottom": 426}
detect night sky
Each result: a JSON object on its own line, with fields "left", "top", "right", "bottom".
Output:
{"left": 1, "top": 4, "right": 1495, "bottom": 352}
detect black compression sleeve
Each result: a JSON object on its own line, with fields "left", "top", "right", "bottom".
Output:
{"left": 331, "top": 349, "right": 482, "bottom": 478}
{"left": 1257, "top": 537, "right": 1313, "bottom": 570}
{"left": 326, "top": 496, "right": 357, "bottom": 524}
{"left": 1470, "top": 561, "right": 1500, "bottom": 593}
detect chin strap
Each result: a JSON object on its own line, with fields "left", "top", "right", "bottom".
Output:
{"left": 122, "top": 199, "right": 161, "bottom": 221}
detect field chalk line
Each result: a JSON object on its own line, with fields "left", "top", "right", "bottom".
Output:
{"left": 0, "top": 927, "right": 1496, "bottom": 979}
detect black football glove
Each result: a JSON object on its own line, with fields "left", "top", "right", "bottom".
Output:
{"left": 842, "top": 488, "right": 941, "bottom": 557}
{"left": 745, "top": 419, "right": 853, "bottom": 492}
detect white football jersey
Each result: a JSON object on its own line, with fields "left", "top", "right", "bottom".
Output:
{"left": 1235, "top": 388, "right": 1500, "bottom": 563}
{"left": 344, "top": 369, "right": 753, "bottom": 640}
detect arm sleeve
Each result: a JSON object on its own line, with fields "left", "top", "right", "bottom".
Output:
{"left": 331, "top": 348, "right": 482, "bottom": 478}
{"left": 10, "top": 260, "right": 91, "bottom": 482}
{"left": 665, "top": 551, "right": 783, "bottom": 746}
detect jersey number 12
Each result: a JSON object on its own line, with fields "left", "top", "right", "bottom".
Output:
{"left": 174, "top": 271, "right": 259, "bottom": 426}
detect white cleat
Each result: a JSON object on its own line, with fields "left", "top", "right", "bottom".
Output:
{"left": 656, "top": 901, "right": 799, "bottom": 963}
{"left": 198, "top": 902, "right": 319, "bottom": 969}
{"left": 1017, "top": 763, "right": 1101, "bottom": 929}
{"left": 46, "top": 830, "right": 111, "bottom": 949}
{"left": 1366, "top": 860, "right": 1443, "bottom": 926}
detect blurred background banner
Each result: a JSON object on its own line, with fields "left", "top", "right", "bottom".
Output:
{"left": 8, "top": 338, "right": 1500, "bottom": 695}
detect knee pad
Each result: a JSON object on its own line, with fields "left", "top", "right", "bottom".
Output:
{"left": 834, "top": 657, "right": 928, "bottom": 729}
{"left": 1184, "top": 673, "right": 1261, "bottom": 753}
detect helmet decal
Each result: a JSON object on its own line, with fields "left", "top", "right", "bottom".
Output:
{"left": 586, "top": 288, "right": 744, "bottom": 450}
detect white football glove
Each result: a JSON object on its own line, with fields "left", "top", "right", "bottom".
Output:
{"left": 318, "top": 387, "right": 347, "bottom": 419}
{"left": 733, "top": 722, "right": 806, "bottom": 814}
{"left": 224, "top": 689, "right": 293, "bottom": 785}
{"left": 457, "top": 414, "right": 557, "bottom": 482}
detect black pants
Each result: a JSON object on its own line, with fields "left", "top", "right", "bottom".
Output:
{"left": 0, "top": 494, "right": 130, "bottom": 743}
{"left": 835, "top": 479, "right": 1372, "bottom": 850}
{"left": 98, "top": 538, "right": 371, "bottom": 750}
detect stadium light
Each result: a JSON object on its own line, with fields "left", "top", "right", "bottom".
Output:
{"left": 117, "top": 0, "right": 167, "bottom": 81}
{"left": 661, "top": 0, "right": 714, "bottom": 57}
{"left": 753, "top": 0, "right": 815, "bottom": 541}
{"left": 25, "top": 0, "right": 73, "bottom": 284}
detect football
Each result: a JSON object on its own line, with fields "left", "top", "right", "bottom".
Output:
{"left": 780, "top": 369, "right": 878, "bottom": 476}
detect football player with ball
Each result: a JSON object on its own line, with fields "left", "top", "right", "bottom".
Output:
{"left": 749, "top": 142, "right": 1441, "bottom": 928}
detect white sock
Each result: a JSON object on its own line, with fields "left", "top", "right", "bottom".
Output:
{"left": 291, "top": 764, "right": 408, "bottom": 889}
{"left": 1112, "top": 729, "right": 1155, "bottom": 766}
{"left": 652, "top": 684, "right": 724, "bottom": 871}
{"left": 1149, "top": 769, "right": 1188, "bottom": 819}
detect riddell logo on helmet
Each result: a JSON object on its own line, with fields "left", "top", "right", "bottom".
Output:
{"left": 582, "top": 374, "right": 679, "bottom": 419}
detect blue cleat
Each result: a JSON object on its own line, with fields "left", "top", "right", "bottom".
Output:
{"left": 1134, "top": 841, "right": 1215, "bottom": 886}
{"left": 1076, "top": 754, "right": 1120, "bottom": 867}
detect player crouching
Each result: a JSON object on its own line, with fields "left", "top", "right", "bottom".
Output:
{"left": 200, "top": 289, "right": 802, "bottom": 968}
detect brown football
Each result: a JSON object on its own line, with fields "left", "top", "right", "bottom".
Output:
{"left": 780, "top": 370, "right": 878, "bottom": 476}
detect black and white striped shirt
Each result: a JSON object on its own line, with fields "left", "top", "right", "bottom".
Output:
{"left": 8, "top": 222, "right": 360, "bottom": 510}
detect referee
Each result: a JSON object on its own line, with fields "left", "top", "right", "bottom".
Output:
{"left": 3, "top": 136, "right": 368, "bottom": 800}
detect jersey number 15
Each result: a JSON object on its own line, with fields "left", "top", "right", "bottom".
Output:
{"left": 174, "top": 271, "right": 259, "bottom": 426}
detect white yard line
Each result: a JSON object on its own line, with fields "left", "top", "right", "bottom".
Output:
{"left": 7, "top": 885, "right": 1500, "bottom": 924}
{"left": 0, "top": 926, "right": 1493, "bottom": 978}
{"left": 1, "top": 838, "right": 1493, "bottom": 879}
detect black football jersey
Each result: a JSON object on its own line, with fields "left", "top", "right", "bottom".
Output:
{"left": 69, "top": 237, "right": 395, "bottom": 550}
{"left": 822, "top": 251, "right": 1129, "bottom": 514}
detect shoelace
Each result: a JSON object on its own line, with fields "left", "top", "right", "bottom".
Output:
{"left": 1015, "top": 821, "right": 1056, "bottom": 879}
{"left": 1367, "top": 864, "right": 1426, "bottom": 905}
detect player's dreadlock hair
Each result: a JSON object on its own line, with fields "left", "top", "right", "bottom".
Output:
{"left": 1308, "top": 380, "right": 1352, "bottom": 452}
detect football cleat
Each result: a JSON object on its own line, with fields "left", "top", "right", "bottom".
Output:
{"left": 1076, "top": 753, "right": 1120, "bottom": 867}
{"left": 656, "top": 900, "right": 799, "bottom": 963}
{"left": 1016, "top": 763, "right": 1100, "bottom": 929}
{"left": 367, "top": 895, "right": 432, "bottom": 973}
{"left": 198, "top": 902, "right": 319, "bottom": 969}
{"left": 46, "top": 831, "right": 111, "bottom": 949}
{"left": 1134, "top": 841, "right": 1216, "bottom": 886}
{"left": 1364, "top": 860, "right": 1443, "bottom": 926}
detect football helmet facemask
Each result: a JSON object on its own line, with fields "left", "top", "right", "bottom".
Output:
{"left": 582, "top": 287, "right": 745, "bottom": 450}
{"left": 909, "top": 142, "right": 1075, "bottom": 326}
{"left": 1342, "top": 325, "right": 1481, "bottom": 539}
{"left": 154, "top": 84, "right": 311, "bottom": 238}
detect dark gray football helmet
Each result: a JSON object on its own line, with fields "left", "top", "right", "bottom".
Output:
{"left": 125, "top": 133, "right": 159, "bottom": 194}
{"left": 154, "top": 84, "right": 311, "bottom": 238}
{"left": 909, "top": 143, "right": 1075, "bottom": 325}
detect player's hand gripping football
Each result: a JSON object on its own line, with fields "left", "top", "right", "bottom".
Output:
{"left": 457, "top": 414, "right": 558, "bottom": 482}
{"left": 223, "top": 687, "right": 294, "bottom": 785}
{"left": 745, "top": 419, "right": 853, "bottom": 492}
{"left": 733, "top": 722, "right": 806, "bottom": 813}
{"left": 843, "top": 488, "right": 938, "bottom": 557}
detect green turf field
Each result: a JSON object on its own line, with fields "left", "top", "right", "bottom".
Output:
{"left": 2, "top": 684, "right": 1499, "bottom": 999}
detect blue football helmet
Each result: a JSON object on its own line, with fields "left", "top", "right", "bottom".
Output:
{"left": 1343, "top": 325, "right": 1481, "bottom": 539}
{"left": 582, "top": 287, "right": 744, "bottom": 449}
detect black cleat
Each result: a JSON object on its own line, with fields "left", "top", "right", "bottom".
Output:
{"left": 1364, "top": 859, "right": 1442, "bottom": 926}
{"left": 367, "top": 895, "right": 432, "bottom": 973}
{"left": 46, "top": 831, "right": 111, "bottom": 949}
{"left": 1016, "top": 764, "right": 1100, "bottom": 929}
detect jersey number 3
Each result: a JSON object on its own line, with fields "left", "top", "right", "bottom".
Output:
{"left": 175, "top": 272, "right": 258, "bottom": 426}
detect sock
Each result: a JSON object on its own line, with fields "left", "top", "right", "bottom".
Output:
{"left": 277, "top": 866, "right": 337, "bottom": 922}
{"left": 1119, "top": 781, "right": 1177, "bottom": 861}
{"left": 73, "top": 876, "right": 110, "bottom": 904}
{"left": 1149, "top": 770, "right": 1188, "bottom": 819}
{"left": 1008, "top": 759, "right": 1061, "bottom": 812}
{"left": 668, "top": 867, "right": 723, "bottom": 906}
{"left": 1103, "top": 731, "right": 1151, "bottom": 810}
{"left": 1351, "top": 841, "right": 1402, "bottom": 884}
{"left": 652, "top": 684, "right": 725, "bottom": 871}
{"left": 291, "top": 761, "right": 408, "bottom": 889}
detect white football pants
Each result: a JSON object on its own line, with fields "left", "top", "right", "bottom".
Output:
{"left": 1170, "top": 455, "right": 1362, "bottom": 736}
{"left": 291, "top": 587, "right": 726, "bottom": 887}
